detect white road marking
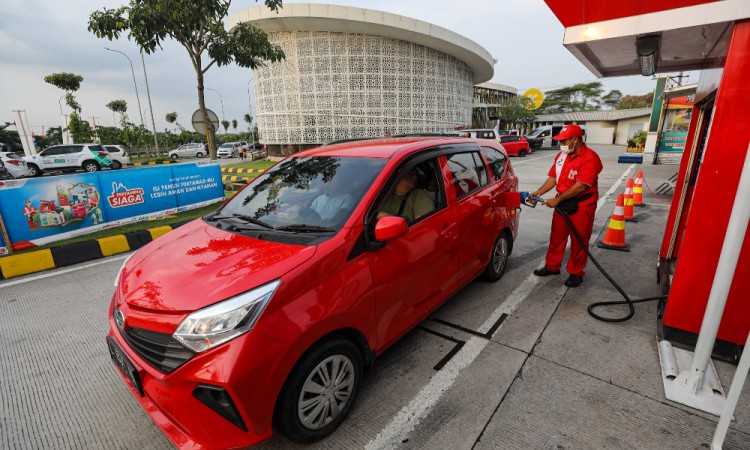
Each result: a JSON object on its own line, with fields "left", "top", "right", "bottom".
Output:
{"left": 510, "top": 153, "right": 555, "bottom": 165}
{"left": 366, "top": 163, "right": 637, "bottom": 448}
{"left": 0, "top": 254, "right": 130, "bottom": 289}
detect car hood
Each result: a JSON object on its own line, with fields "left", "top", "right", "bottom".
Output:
{"left": 119, "top": 219, "right": 316, "bottom": 312}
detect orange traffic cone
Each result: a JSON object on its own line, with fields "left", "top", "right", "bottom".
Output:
{"left": 623, "top": 178, "right": 637, "bottom": 222}
{"left": 597, "top": 194, "right": 630, "bottom": 252}
{"left": 634, "top": 170, "right": 645, "bottom": 207}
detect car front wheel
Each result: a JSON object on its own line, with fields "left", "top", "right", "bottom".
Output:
{"left": 170, "top": 154, "right": 178, "bottom": 160}
{"left": 110, "top": 160, "right": 122, "bottom": 170}
{"left": 196, "top": 152, "right": 204, "bottom": 158}
{"left": 82, "top": 161, "right": 100, "bottom": 172}
{"left": 276, "top": 337, "right": 362, "bottom": 444}
{"left": 483, "top": 230, "right": 511, "bottom": 281}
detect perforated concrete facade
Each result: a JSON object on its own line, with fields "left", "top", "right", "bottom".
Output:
{"left": 254, "top": 31, "right": 474, "bottom": 145}
{"left": 229, "top": 4, "right": 495, "bottom": 152}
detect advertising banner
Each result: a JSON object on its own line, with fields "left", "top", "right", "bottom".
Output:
{"left": 0, "top": 162, "right": 223, "bottom": 250}
{"left": 0, "top": 215, "right": 9, "bottom": 255}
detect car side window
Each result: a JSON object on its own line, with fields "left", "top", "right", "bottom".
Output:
{"left": 447, "top": 152, "right": 486, "bottom": 199}
{"left": 375, "top": 158, "right": 442, "bottom": 225}
{"left": 67, "top": 146, "right": 83, "bottom": 154}
{"left": 481, "top": 147, "right": 507, "bottom": 180}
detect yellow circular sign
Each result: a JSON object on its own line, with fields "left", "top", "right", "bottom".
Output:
{"left": 522, "top": 88, "right": 544, "bottom": 110}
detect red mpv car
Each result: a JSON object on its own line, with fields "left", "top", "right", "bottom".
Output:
{"left": 107, "top": 137, "right": 520, "bottom": 449}
{"left": 498, "top": 134, "right": 532, "bottom": 157}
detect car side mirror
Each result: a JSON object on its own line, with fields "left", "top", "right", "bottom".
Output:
{"left": 375, "top": 216, "right": 408, "bottom": 241}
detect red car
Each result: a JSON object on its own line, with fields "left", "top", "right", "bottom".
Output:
{"left": 107, "top": 137, "right": 520, "bottom": 449}
{"left": 499, "top": 134, "right": 532, "bottom": 157}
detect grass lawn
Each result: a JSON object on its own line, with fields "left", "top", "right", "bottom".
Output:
{"left": 224, "top": 159, "right": 276, "bottom": 171}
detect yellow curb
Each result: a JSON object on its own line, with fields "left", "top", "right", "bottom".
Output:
{"left": 0, "top": 249, "right": 55, "bottom": 279}
{"left": 148, "top": 226, "right": 173, "bottom": 240}
{"left": 98, "top": 235, "right": 131, "bottom": 257}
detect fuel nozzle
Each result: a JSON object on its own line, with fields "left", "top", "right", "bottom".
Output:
{"left": 520, "top": 192, "right": 543, "bottom": 208}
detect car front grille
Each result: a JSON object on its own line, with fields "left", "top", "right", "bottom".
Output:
{"left": 120, "top": 327, "right": 195, "bottom": 374}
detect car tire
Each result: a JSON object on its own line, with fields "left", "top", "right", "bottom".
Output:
{"left": 275, "top": 337, "right": 362, "bottom": 444}
{"left": 518, "top": 149, "right": 527, "bottom": 157}
{"left": 27, "top": 164, "right": 42, "bottom": 177}
{"left": 170, "top": 154, "right": 178, "bottom": 160}
{"left": 110, "top": 160, "right": 122, "bottom": 170}
{"left": 483, "top": 230, "right": 511, "bottom": 282}
{"left": 196, "top": 152, "right": 204, "bottom": 158}
{"left": 82, "top": 161, "right": 100, "bottom": 172}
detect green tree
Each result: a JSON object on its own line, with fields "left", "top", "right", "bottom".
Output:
{"left": 221, "top": 119, "right": 230, "bottom": 134}
{"left": 231, "top": 119, "right": 238, "bottom": 132}
{"left": 243, "top": 113, "right": 253, "bottom": 141}
{"left": 538, "top": 82, "right": 604, "bottom": 114}
{"left": 106, "top": 99, "right": 128, "bottom": 126}
{"left": 600, "top": 90, "right": 623, "bottom": 109}
{"left": 44, "top": 72, "right": 91, "bottom": 142}
{"left": 495, "top": 97, "right": 536, "bottom": 127}
{"left": 46, "top": 127, "right": 63, "bottom": 146}
{"left": 618, "top": 92, "right": 654, "bottom": 109}
{"left": 88, "top": 0, "right": 285, "bottom": 159}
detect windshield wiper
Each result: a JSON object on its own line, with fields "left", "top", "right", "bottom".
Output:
{"left": 204, "top": 212, "right": 232, "bottom": 221}
{"left": 275, "top": 224, "right": 335, "bottom": 233}
{"left": 231, "top": 214, "right": 274, "bottom": 229}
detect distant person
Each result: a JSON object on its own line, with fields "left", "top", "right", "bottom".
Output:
{"left": 530, "top": 124, "right": 603, "bottom": 288}
{"left": 378, "top": 168, "right": 434, "bottom": 222}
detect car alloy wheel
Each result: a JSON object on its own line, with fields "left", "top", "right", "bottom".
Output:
{"left": 196, "top": 152, "right": 204, "bottom": 158}
{"left": 111, "top": 161, "right": 122, "bottom": 170}
{"left": 27, "top": 164, "right": 41, "bottom": 177}
{"left": 277, "top": 338, "right": 362, "bottom": 443}
{"left": 170, "top": 154, "right": 178, "bottom": 160}
{"left": 83, "top": 161, "right": 100, "bottom": 172}
{"left": 483, "top": 231, "right": 510, "bottom": 281}
{"left": 518, "top": 149, "right": 527, "bottom": 157}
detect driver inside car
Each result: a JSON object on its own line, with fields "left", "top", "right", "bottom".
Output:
{"left": 377, "top": 167, "right": 435, "bottom": 222}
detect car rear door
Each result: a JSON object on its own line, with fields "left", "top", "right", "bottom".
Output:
{"left": 445, "top": 148, "right": 498, "bottom": 285}
{"left": 366, "top": 152, "right": 460, "bottom": 349}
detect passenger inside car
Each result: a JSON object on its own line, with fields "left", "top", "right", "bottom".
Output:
{"left": 377, "top": 165, "right": 436, "bottom": 222}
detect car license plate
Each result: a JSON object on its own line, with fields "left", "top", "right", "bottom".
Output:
{"left": 106, "top": 336, "right": 144, "bottom": 396}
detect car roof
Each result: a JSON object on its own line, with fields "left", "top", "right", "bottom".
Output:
{"left": 292, "top": 136, "right": 478, "bottom": 159}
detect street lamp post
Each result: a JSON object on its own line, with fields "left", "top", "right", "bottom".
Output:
{"left": 104, "top": 47, "right": 144, "bottom": 127}
{"left": 141, "top": 52, "right": 160, "bottom": 156}
{"left": 206, "top": 87, "right": 225, "bottom": 122}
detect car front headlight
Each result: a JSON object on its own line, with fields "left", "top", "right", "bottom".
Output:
{"left": 173, "top": 279, "right": 280, "bottom": 353}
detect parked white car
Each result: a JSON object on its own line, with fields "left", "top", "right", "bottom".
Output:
{"left": 169, "top": 143, "right": 207, "bottom": 159}
{"left": 0, "top": 151, "right": 32, "bottom": 178}
{"left": 23, "top": 144, "right": 112, "bottom": 177}
{"left": 103, "top": 145, "right": 131, "bottom": 169}
{"left": 217, "top": 142, "right": 244, "bottom": 158}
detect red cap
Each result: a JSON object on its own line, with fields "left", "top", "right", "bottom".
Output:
{"left": 553, "top": 124, "right": 584, "bottom": 141}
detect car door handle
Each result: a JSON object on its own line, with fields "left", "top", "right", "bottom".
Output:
{"left": 440, "top": 223, "right": 457, "bottom": 238}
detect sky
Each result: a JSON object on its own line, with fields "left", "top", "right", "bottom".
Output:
{"left": 0, "top": 0, "right": 696, "bottom": 136}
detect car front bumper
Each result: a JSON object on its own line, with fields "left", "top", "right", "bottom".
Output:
{"left": 106, "top": 304, "right": 295, "bottom": 449}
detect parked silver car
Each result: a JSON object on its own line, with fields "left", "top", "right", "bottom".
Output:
{"left": 217, "top": 142, "right": 243, "bottom": 158}
{"left": 169, "top": 143, "right": 207, "bottom": 159}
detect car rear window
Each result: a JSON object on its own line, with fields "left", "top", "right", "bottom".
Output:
{"left": 89, "top": 145, "right": 106, "bottom": 153}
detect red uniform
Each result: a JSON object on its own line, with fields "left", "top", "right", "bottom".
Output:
{"left": 545, "top": 145, "right": 603, "bottom": 277}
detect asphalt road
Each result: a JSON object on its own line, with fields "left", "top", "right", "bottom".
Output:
{"left": 4, "top": 146, "right": 742, "bottom": 449}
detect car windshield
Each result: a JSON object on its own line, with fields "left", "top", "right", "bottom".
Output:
{"left": 218, "top": 156, "right": 386, "bottom": 231}
{"left": 219, "top": 144, "right": 233, "bottom": 148}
